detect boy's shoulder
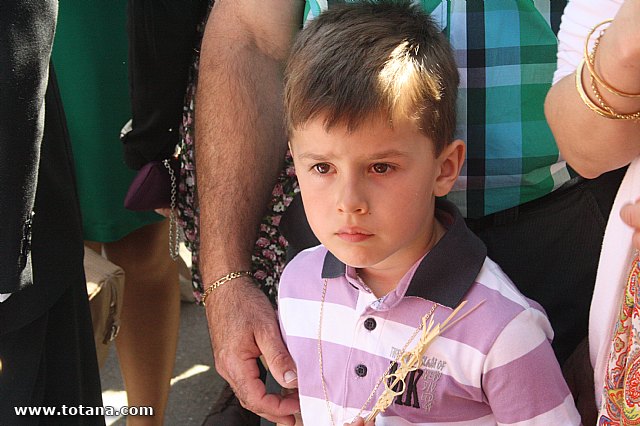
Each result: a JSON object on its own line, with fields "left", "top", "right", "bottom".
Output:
{"left": 472, "top": 257, "right": 542, "bottom": 312}
{"left": 435, "top": 257, "right": 553, "bottom": 355}
{"left": 463, "top": 256, "right": 550, "bottom": 338}
{"left": 285, "top": 243, "right": 328, "bottom": 272}
{"left": 278, "top": 244, "right": 329, "bottom": 298}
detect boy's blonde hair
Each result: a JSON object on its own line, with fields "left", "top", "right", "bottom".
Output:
{"left": 284, "top": 0, "right": 459, "bottom": 154}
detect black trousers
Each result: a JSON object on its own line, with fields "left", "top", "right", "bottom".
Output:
{"left": 0, "top": 281, "right": 104, "bottom": 426}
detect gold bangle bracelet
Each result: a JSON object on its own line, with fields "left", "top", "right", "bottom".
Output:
{"left": 201, "top": 271, "right": 253, "bottom": 305}
{"left": 584, "top": 19, "right": 640, "bottom": 99}
{"left": 575, "top": 59, "right": 640, "bottom": 121}
{"left": 575, "top": 59, "right": 619, "bottom": 119}
{"left": 590, "top": 72, "right": 640, "bottom": 121}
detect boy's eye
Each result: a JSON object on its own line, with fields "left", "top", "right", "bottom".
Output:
{"left": 371, "top": 163, "right": 390, "bottom": 174}
{"left": 313, "top": 163, "right": 331, "bottom": 174}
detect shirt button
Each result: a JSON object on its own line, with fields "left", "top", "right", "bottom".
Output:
{"left": 364, "top": 317, "right": 377, "bottom": 331}
{"left": 355, "top": 364, "right": 368, "bottom": 377}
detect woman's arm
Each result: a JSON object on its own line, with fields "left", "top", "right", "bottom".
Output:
{"left": 545, "top": 0, "right": 640, "bottom": 178}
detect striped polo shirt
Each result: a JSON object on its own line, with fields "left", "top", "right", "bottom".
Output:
{"left": 277, "top": 201, "right": 580, "bottom": 425}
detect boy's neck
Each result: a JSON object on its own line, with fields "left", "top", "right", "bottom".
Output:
{"left": 357, "top": 218, "right": 446, "bottom": 298}
{"left": 356, "top": 268, "right": 403, "bottom": 299}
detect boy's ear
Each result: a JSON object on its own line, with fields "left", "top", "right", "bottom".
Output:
{"left": 433, "top": 139, "right": 465, "bottom": 198}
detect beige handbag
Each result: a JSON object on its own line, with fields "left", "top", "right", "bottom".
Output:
{"left": 83, "top": 246, "right": 125, "bottom": 368}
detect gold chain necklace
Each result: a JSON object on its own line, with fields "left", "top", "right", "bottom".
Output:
{"left": 317, "top": 278, "right": 437, "bottom": 426}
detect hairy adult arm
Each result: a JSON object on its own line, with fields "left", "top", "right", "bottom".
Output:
{"left": 195, "top": 1, "right": 304, "bottom": 423}
{"left": 545, "top": 0, "right": 640, "bottom": 179}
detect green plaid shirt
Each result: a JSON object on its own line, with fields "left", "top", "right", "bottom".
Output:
{"left": 304, "top": 0, "right": 571, "bottom": 218}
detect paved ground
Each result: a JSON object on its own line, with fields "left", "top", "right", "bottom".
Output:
{"left": 100, "top": 288, "right": 227, "bottom": 425}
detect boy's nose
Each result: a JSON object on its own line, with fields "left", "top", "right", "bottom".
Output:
{"left": 336, "top": 178, "right": 369, "bottom": 215}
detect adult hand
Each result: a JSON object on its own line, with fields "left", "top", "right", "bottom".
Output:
{"left": 205, "top": 276, "right": 300, "bottom": 425}
{"left": 345, "top": 417, "right": 376, "bottom": 426}
{"left": 621, "top": 200, "right": 640, "bottom": 250}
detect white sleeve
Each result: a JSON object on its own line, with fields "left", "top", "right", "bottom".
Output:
{"left": 0, "top": 293, "right": 12, "bottom": 303}
{"left": 553, "top": 0, "right": 623, "bottom": 85}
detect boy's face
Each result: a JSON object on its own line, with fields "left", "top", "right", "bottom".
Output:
{"left": 290, "top": 114, "right": 463, "bottom": 275}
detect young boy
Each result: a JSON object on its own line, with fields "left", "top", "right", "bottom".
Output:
{"left": 277, "top": 1, "right": 580, "bottom": 425}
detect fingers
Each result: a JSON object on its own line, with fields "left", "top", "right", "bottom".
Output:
{"left": 217, "top": 352, "right": 296, "bottom": 424}
{"left": 621, "top": 202, "right": 640, "bottom": 228}
{"left": 235, "top": 375, "right": 299, "bottom": 425}
{"left": 205, "top": 280, "right": 300, "bottom": 422}
{"left": 621, "top": 202, "right": 640, "bottom": 250}
{"left": 256, "top": 323, "right": 298, "bottom": 389}
{"left": 206, "top": 278, "right": 271, "bottom": 373}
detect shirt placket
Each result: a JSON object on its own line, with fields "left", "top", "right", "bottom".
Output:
{"left": 341, "top": 276, "right": 384, "bottom": 420}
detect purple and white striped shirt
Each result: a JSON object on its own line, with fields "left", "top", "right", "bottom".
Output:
{"left": 277, "top": 201, "right": 580, "bottom": 425}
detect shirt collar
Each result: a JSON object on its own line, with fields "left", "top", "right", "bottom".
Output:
{"left": 321, "top": 199, "right": 487, "bottom": 308}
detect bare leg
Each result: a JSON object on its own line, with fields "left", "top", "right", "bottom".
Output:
{"left": 103, "top": 220, "right": 180, "bottom": 425}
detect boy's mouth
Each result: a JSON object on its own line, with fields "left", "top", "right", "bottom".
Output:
{"left": 336, "top": 227, "right": 373, "bottom": 242}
